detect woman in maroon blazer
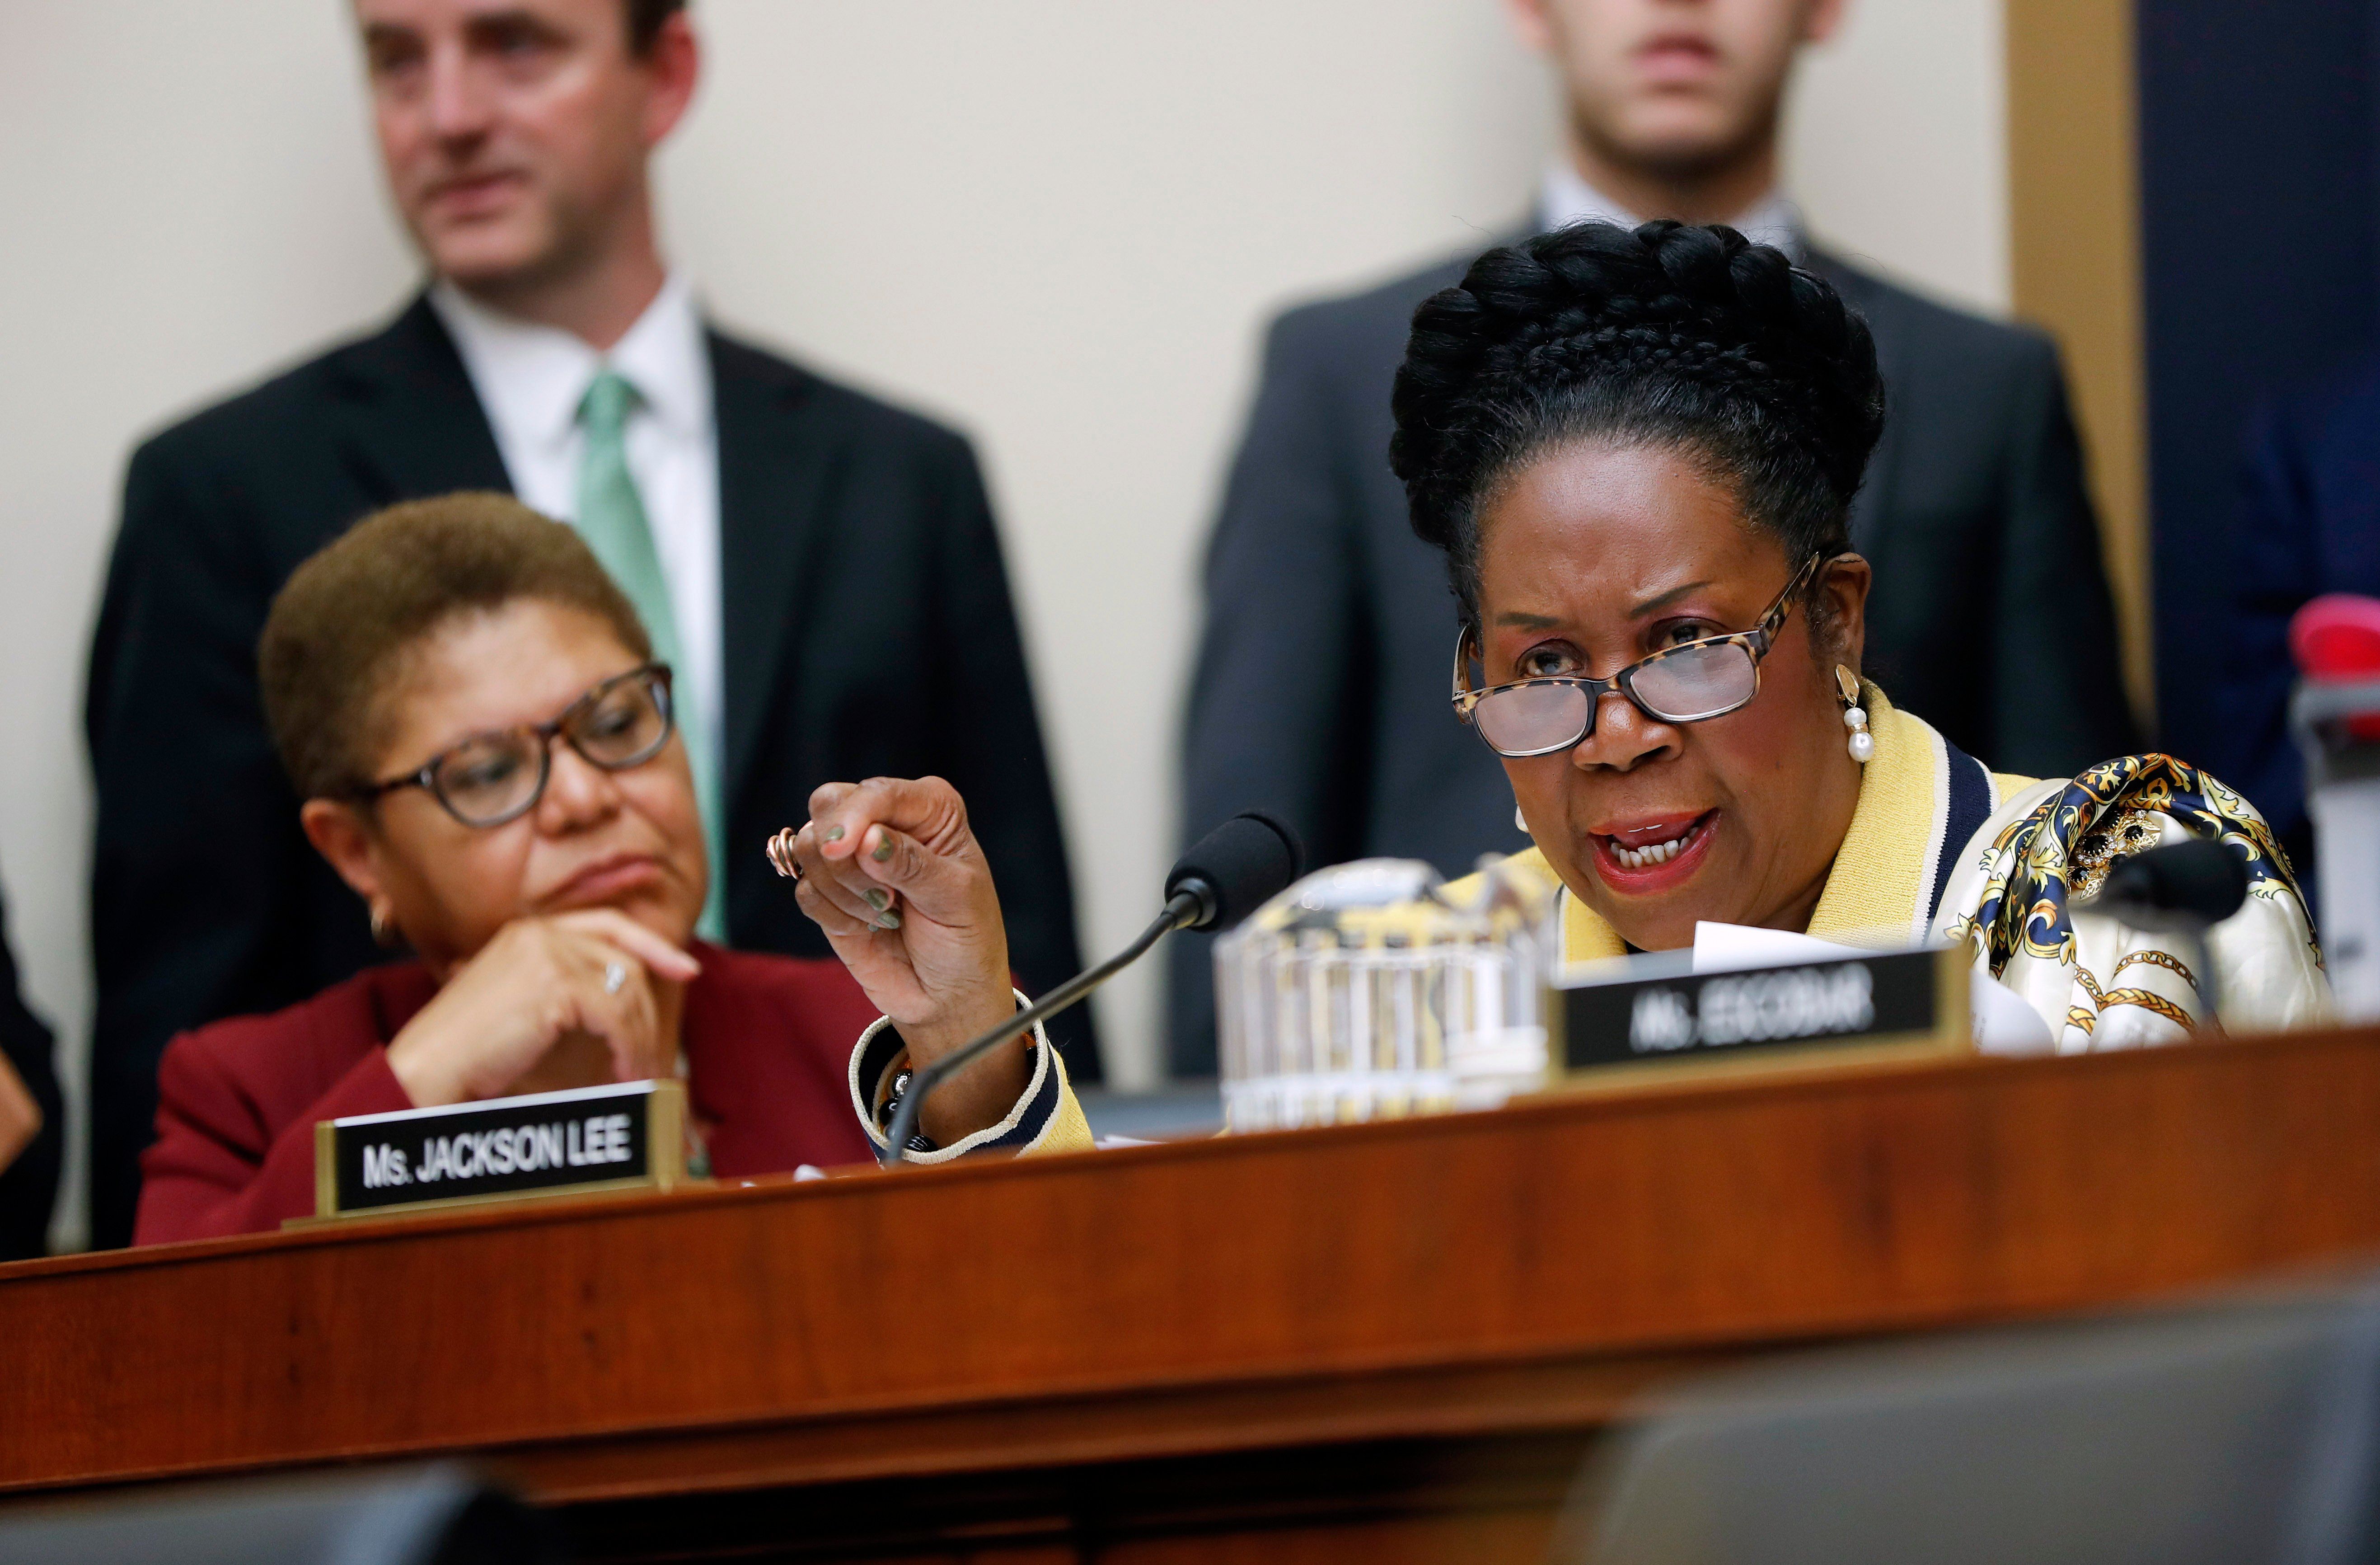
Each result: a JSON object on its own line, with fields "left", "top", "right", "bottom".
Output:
{"left": 135, "top": 493, "right": 1040, "bottom": 1243}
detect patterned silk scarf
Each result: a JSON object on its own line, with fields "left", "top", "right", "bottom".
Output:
{"left": 1946, "top": 753, "right": 2319, "bottom": 979}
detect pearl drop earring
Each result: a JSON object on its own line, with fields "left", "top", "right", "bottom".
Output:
{"left": 1514, "top": 803, "right": 1528, "bottom": 833}
{"left": 1836, "top": 664, "right": 1873, "bottom": 764}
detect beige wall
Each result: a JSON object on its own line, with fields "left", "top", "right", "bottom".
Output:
{"left": 1792, "top": 0, "right": 2009, "bottom": 313}
{"left": 0, "top": 0, "right": 2004, "bottom": 1245}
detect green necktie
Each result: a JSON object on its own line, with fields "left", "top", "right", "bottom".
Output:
{"left": 576, "top": 368, "right": 726, "bottom": 941}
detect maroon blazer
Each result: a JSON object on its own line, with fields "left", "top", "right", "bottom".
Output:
{"left": 134, "top": 943, "right": 879, "bottom": 1245}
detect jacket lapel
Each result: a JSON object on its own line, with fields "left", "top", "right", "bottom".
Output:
{"left": 710, "top": 331, "right": 835, "bottom": 815}
{"left": 323, "top": 293, "right": 512, "bottom": 514}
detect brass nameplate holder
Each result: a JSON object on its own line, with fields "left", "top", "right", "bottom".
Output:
{"left": 1548, "top": 945, "right": 1971, "bottom": 1091}
{"left": 304, "top": 1078, "right": 688, "bottom": 1226}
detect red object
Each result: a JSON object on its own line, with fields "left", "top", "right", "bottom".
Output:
{"left": 133, "top": 944, "right": 880, "bottom": 1244}
{"left": 2291, "top": 593, "right": 2380, "bottom": 678}
{"left": 2291, "top": 594, "right": 2380, "bottom": 740}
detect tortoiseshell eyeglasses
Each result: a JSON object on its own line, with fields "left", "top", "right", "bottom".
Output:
{"left": 1451, "top": 555, "right": 1827, "bottom": 758}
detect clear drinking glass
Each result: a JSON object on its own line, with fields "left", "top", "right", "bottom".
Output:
{"left": 1213, "top": 857, "right": 1558, "bottom": 1132}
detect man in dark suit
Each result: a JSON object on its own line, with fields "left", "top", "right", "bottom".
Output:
{"left": 1169, "top": 0, "right": 2136, "bottom": 1072}
{"left": 2209, "top": 355, "right": 2380, "bottom": 875}
{"left": 0, "top": 879, "right": 61, "bottom": 1261}
{"left": 86, "top": 0, "right": 1090, "bottom": 1246}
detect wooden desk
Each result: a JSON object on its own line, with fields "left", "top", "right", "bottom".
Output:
{"left": 8, "top": 1029, "right": 2380, "bottom": 1563}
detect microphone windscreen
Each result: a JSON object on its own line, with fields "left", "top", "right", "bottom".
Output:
{"left": 2089, "top": 839, "right": 2250, "bottom": 933}
{"left": 1167, "top": 811, "right": 1304, "bottom": 931}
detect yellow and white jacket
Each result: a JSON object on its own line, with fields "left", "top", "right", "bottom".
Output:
{"left": 1459, "top": 686, "right": 2330, "bottom": 1048}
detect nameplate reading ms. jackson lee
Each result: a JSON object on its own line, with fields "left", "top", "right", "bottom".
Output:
{"left": 1550, "top": 946, "right": 1970, "bottom": 1089}
{"left": 309, "top": 1078, "right": 689, "bottom": 1223}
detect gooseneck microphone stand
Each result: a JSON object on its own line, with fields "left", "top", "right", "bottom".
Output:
{"left": 876, "top": 888, "right": 1208, "bottom": 1166}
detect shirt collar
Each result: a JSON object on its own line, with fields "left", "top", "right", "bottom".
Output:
{"left": 428, "top": 273, "right": 712, "bottom": 454}
{"left": 1536, "top": 162, "right": 1804, "bottom": 263}
{"left": 606, "top": 273, "right": 712, "bottom": 439}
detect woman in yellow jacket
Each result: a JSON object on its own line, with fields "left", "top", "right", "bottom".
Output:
{"left": 781, "top": 222, "right": 2326, "bottom": 1161}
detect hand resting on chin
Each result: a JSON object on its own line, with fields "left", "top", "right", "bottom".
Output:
{"left": 384, "top": 908, "right": 700, "bottom": 1108}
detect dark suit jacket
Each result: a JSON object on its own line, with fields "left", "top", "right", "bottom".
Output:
{"left": 88, "top": 295, "right": 1092, "bottom": 1247}
{"left": 134, "top": 943, "right": 878, "bottom": 1244}
{"left": 0, "top": 882, "right": 61, "bottom": 1261}
{"left": 2209, "top": 354, "right": 2380, "bottom": 874}
{"left": 1169, "top": 240, "right": 2137, "bottom": 1073}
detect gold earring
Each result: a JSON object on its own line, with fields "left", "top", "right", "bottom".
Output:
{"left": 369, "top": 902, "right": 398, "bottom": 949}
{"left": 1836, "top": 665, "right": 1873, "bottom": 764}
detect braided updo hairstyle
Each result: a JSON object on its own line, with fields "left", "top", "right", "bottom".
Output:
{"left": 1390, "top": 220, "right": 1885, "bottom": 642}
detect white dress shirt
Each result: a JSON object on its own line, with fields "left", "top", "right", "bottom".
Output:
{"left": 429, "top": 276, "right": 725, "bottom": 794}
{"left": 1538, "top": 163, "right": 1804, "bottom": 261}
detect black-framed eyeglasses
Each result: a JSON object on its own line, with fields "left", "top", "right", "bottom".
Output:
{"left": 352, "top": 663, "right": 676, "bottom": 828}
{"left": 1452, "top": 555, "right": 1827, "bottom": 758}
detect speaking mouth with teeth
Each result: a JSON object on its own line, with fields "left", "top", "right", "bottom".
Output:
{"left": 1591, "top": 809, "right": 1719, "bottom": 884}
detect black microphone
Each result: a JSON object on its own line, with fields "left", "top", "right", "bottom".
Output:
{"left": 2082, "top": 839, "right": 2249, "bottom": 935}
{"left": 1165, "top": 808, "right": 1303, "bottom": 931}
{"left": 876, "top": 811, "right": 1303, "bottom": 1165}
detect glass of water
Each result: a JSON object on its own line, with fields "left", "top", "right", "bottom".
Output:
{"left": 1213, "top": 856, "right": 1557, "bottom": 1132}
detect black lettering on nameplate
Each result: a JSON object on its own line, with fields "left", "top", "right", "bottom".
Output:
{"left": 315, "top": 1079, "right": 685, "bottom": 1220}
{"left": 1555, "top": 947, "right": 1964, "bottom": 1076}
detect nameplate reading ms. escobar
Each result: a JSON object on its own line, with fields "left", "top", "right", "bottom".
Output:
{"left": 309, "top": 1079, "right": 689, "bottom": 1223}
{"left": 1550, "top": 946, "right": 1970, "bottom": 1089}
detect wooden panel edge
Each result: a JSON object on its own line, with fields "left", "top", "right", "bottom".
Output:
{"left": 16, "top": 1030, "right": 2374, "bottom": 1285}
{"left": 2006, "top": 0, "right": 2152, "bottom": 724}
{"left": 281, "top": 1175, "right": 668, "bottom": 1231}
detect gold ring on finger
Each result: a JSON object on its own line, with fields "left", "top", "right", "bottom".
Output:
{"left": 766, "top": 827, "right": 804, "bottom": 883}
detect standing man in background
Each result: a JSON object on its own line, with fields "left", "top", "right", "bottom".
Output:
{"left": 1171, "top": 0, "right": 2137, "bottom": 1073}
{"left": 86, "top": 0, "right": 1091, "bottom": 1246}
